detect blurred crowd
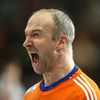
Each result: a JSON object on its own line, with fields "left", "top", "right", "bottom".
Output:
{"left": 0, "top": 0, "right": 100, "bottom": 98}
{"left": 0, "top": 60, "right": 25, "bottom": 100}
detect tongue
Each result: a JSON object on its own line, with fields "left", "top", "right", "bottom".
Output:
{"left": 32, "top": 53, "right": 39, "bottom": 64}
{"left": 33, "top": 57, "right": 39, "bottom": 64}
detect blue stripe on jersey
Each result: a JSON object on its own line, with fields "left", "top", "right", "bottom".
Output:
{"left": 40, "top": 65, "right": 78, "bottom": 91}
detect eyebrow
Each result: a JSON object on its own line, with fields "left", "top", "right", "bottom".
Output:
{"left": 25, "top": 29, "right": 42, "bottom": 35}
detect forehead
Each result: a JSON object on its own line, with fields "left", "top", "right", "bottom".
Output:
{"left": 25, "top": 12, "right": 55, "bottom": 33}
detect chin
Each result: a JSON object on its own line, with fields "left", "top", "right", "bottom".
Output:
{"left": 32, "top": 62, "right": 45, "bottom": 74}
{"left": 33, "top": 68, "right": 43, "bottom": 74}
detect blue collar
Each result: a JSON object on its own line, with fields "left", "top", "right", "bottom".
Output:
{"left": 40, "top": 65, "right": 78, "bottom": 91}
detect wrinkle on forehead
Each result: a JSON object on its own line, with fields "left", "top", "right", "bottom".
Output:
{"left": 26, "top": 12, "right": 56, "bottom": 34}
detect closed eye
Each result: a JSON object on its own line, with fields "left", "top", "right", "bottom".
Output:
{"left": 32, "top": 33, "right": 39, "bottom": 37}
{"left": 31, "top": 30, "right": 41, "bottom": 38}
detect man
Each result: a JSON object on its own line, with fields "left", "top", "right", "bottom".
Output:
{"left": 23, "top": 9, "right": 100, "bottom": 100}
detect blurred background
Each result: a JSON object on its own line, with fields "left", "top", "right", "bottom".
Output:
{"left": 0, "top": 0, "right": 100, "bottom": 99}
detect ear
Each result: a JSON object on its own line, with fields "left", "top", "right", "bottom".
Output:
{"left": 56, "top": 34, "right": 68, "bottom": 53}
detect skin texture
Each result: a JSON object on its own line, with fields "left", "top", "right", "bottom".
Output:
{"left": 23, "top": 12, "right": 75, "bottom": 86}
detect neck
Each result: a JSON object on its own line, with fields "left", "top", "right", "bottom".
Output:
{"left": 43, "top": 54, "right": 75, "bottom": 87}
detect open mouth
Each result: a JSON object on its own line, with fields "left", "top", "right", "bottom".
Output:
{"left": 31, "top": 53, "right": 39, "bottom": 64}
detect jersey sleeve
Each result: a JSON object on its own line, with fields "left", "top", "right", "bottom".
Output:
{"left": 25, "top": 83, "right": 38, "bottom": 94}
{"left": 24, "top": 83, "right": 38, "bottom": 100}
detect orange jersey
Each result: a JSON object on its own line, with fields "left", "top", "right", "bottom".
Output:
{"left": 24, "top": 66, "right": 100, "bottom": 100}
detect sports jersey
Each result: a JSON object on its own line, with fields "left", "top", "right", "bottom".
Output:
{"left": 24, "top": 65, "right": 100, "bottom": 100}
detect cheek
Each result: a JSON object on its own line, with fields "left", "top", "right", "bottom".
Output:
{"left": 35, "top": 39, "right": 56, "bottom": 58}
{"left": 33, "top": 39, "right": 45, "bottom": 49}
{"left": 44, "top": 46, "right": 56, "bottom": 62}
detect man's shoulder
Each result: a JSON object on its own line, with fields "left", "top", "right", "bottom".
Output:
{"left": 73, "top": 68, "right": 100, "bottom": 99}
{"left": 25, "top": 83, "right": 39, "bottom": 94}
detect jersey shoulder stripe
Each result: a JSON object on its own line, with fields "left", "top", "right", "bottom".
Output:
{"left": 73, "top": 74, "right": 97, "bottom": 100}
{"left": 80, "top": 74, "right": 97, "bottom": 100}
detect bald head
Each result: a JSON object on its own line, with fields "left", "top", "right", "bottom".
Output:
{"left": 30, "top": 9, "right": 75, "bottom": 45}
{"left": 26, "top": 10, "right": 56, "bottom": 37}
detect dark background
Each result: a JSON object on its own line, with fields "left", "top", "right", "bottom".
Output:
{"left": 0, "top": 0, "right": 100, "bottom": 89}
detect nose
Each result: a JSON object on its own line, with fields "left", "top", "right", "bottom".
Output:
{"left": 23, "top": 37, "right": 32, "bottom": 48}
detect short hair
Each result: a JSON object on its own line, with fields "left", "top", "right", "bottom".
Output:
{"left": 32, "top": 9, "right": 75, "bottom": 45}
